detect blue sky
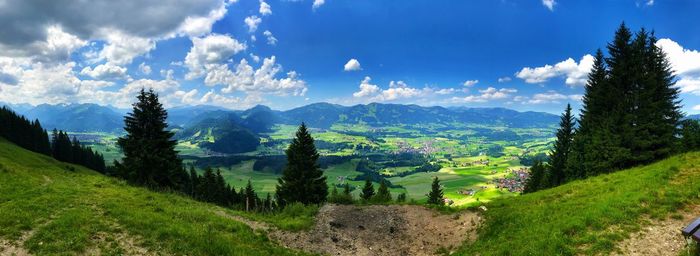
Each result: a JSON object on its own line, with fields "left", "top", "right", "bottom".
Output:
{"left": 0, "top": 0, "right": 699, "bottom": 114}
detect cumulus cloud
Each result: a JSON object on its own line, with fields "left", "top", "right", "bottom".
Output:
{"left": 178, "top": 2, "right": 228, "bottom": 37}
{"left": 542, "top": 0, "right": 556, "bottom": 11}
{"left": 516, "top": 54, "right": 594, "bottom": 86}
{"left": 244, "top": 16, "right": 262, "bottom": 33}
{"left": 450, "top": 87, "right": 517, "bottom": 103}
{"left": 463, "top": 80, "right": 479, "bottom": 87}
{"left": 202, "top": 56, "right": 308, "bottom": 96}
{"left": 80, "top": 63, "right": 129, "bottom": 80}
{"left": 139, "top": 62, "right": 152, "bottom": 75}
{"left": 312, "top": 0, "right": 325, "bottom": 10}
{"left": 351, "top": 77, "right": 446, "bottom": 102}
{"left": 184, "top": 34, "right": 247, "bottom": 79}
{"left": 263, "top": 30, "right": 278, "bottom": 45}
{"left": 0, "top": 0, "right": 227, "bottom": 62}
{"left": 656, "top": 39, "right": 700, "bottom": 96}
{"left": 344, "top": 59, "right": 362, "bottom": 71}
{"left": 259, "top": 0, "right": 272, "bottom": 16}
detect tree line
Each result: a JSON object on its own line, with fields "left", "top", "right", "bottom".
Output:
{"left": 0, "top": 106, "right": 106, "bottom": 173}
{"left": 525, "top": 23, "right": 685, "bottom": 193}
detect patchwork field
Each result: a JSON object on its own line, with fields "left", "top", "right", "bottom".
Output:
{"left": 76, "top": 122, "right": 555, "bottom": 206}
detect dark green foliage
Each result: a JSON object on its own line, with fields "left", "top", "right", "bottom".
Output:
{"left": 523, "top": 160, "right": 546, "bottom": 193}
{"left": 396, "top": 192, "right": 406, "bottom": 202}
{"left": 546, "top": 104, "right": 575, "bottom": 187}
{"left": 680, "top": 119, "right": 700, "bottom": 151}
{"left": 0, "top": 106, "right": 52, "bottom": 156}
{"left": 276, "top": 123, "right": 328, "bottom": 205}
{"left": 327, "top": 183, "right": 354, "bottom": 204}
{"left": 0, "top": 106, "right": 104, "bottom": 172}
{"left": 116, "top": 89, "right": 186, "bottom": 189}
{"left": 427, "top": 176, "right": 444, "bottom": 205}
{"left": 562, "top": 23, "right": 683, "bottom": 189}
{"left": 360, "top": 177, "right": 375, "bottom": 201}
{"left": 374, "top": 179, "right": 392, "bottom": 202}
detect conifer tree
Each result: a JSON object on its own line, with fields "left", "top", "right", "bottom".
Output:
{"left": 375, "top": 179, "right": 391, "bottom": 202}
{"left": 523, "top": 160, "right": 546, "bottom": 193}
{"left": 427, "top": 176, "right": 444, "bottom": 205}
{"left": 117, "top": 88, "right": 184, "bottom": 189}
{"left": 396, "top": 193, "right": 407, "bottom": 203}
{"left": 360, "top": 177, "right": 375, "bottom": 201}
{"left": 276, "top": 123, "right": 328, "bottom": 205}
{"left": 244, "top": 180, "right": 258, "bottom": 211}
{"left": 548, "top": 104, "right": 575, "bottom": 186}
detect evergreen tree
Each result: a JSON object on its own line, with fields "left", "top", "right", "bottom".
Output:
{"left": 374, "top": 179, "right": 392, "bottom": 202}
{"left": 276, "top": 123, "right": 328, "bottom": 205}
{"left": 116, "top": 88, "right": 184, "bottom": 189}
{"left": 342, "top": 183, "right": 353, "bottom": 202}
{"left": 427, "top": 176, "right": 444, "bottom": 205}
{"left": 244, "top": 180, "right": 258, "bottom": 211}
{"left": 680, "top": 120, "right": 700, "bottom": 152}
{"left": 548, "top": 104, "right": 575, "bottom": 186}
{"left": 396, "top": 193, "right": 407, "bottom": 203}
{"left": 360, "top": 176, "right": 375, "bottom": 201}
{"left": 523, "top": 160, "right": 546, "bottom": 193}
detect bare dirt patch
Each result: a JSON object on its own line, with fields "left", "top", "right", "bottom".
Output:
{"left": 220, "top": 204, "right": 481, "bottom": 256}
{"left": 0, "top": 238, "right": 30, "bottom": 256}
{"left": 615, "top": 204, "right": 700, "bottom": 256}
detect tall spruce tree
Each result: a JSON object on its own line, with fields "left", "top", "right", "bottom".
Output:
{"left": 117, "top": 88, "right": 185, "bottom": 189}
{"left": 276, "top": 123, "right": 328, "bottom": 205}
{"left": 548, "top": 104, "right": 575, "bottom": 186}
{"left": 427, "top": 176, "right": 444, "bottom": 205}
{"left": 360, "top": 176, "right": 375, "bottom": 201}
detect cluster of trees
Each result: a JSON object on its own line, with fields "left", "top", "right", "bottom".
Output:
{"left": 113, "top": 89, "right": 276, "bottom": 212}
{"left": 184, "top": 166, "right": 274, "bottom": 212}
{"left": 0, "top": 106, "right": 105, "bottom": 172}
{"left": 50, "top": 130, "right": 106, "bottom": 172}
{"left": 328, "top": 177, "right": 407, "bottom": 204}
{"left": 525, "top": 24, "right": 683, "bottom": 193}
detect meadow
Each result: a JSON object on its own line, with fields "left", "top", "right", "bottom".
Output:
{"left": 76, "top": 122, "right": 555, "bottom": 206}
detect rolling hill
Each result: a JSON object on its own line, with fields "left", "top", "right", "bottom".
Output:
{"left": 0, "top": 138, "right": 306, "bottom": 255}
{"left": 2, "top": 131, "right": 700, "bottom": 255}
{"left": 21, "top": 103, "right": 123, "bottom": 132}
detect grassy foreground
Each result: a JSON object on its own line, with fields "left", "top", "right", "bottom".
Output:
{"left": 0, "top": 138, "right": 307, "bottom": 256}
{"left": 458, "top": 152, "right": 700, "bottom": 255}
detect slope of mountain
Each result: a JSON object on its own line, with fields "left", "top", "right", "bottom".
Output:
{"left": 23, "top": 103, "right": 123, "bottom": 132}
{"left": 167, "top": 105, "right": 230, "bottom": 128}
{"left": 458, "top": 152, "right": 700, "bottom": 255}
{"left": 0, "top": 138, "right": 302, "bottom": 255}
{"left": 176, "top": 113, "right": 260, "bottom": 154}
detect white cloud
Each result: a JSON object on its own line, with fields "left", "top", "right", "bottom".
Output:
{"left": 517, "top": 91, "right": 581, "bottom": 104}
{"left": 498, "top": 76, "right": 512, "bottom": 83}
{"left": 244, "top": 16, "right": 262, "bottom": 33}
{"left": 693, "top": 104, "right": 700, "bottom": 111}
{"left": 139, "top": 62, "right": 152, "bottom": 75}
{"left": 259, "top": 0, "right": 272, "bottom": 16}
{"left": 263, "top": 30, "right": 278, "bottom": 45}
{"left": 80, "top": 63, "right": 129, "bottom": 80}
{"left": 250, "top": 53, "right": 261, "bottom": 63}
{"left": 646, "top": 0, "right": 654, "bottom": 6}
{"left": 97, "top": 29, "right": 156, "bottom": 66}
{"left": 656, "top": 39, "right": 700, "bottom": 96}
{"left": 203, "top": 56, "right": 308, "bottom": 96}
{"left": 351, "top": 77, "right": 441, "bottom": 102}
{"left": 312, "top": 0, "right": 325, "bottom": 10}
{"left": 353, "top": 76, "right": 379, "bottom": 98}
{"left": 656, "top": 38, "right": 700, "bottom": 76}
{"left": 451, "top": 87, "right": 517, "bottom": 103}
{"left": 344, "top": 59, "right": 362, "bottom": 71}
{"left": 463, "top": 80, "right": 479, "bottom": 87}
{"left": 542, "top": 0, "right": 556, "bottom": 11}
{"left": 516, "top": 54, "right": 594, "bottom": 86}
{"left": 184, "top": 34, "right": 247, "bottom": 79}
{"left": 177, "top": 2, "right": 228, "bottom": 37}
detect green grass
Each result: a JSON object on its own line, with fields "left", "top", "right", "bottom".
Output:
{"left": 0, "top": 138, "right": 308, "bottom": 256}
{"left": 458, "top": 152, "right": 700, "bottom": 255}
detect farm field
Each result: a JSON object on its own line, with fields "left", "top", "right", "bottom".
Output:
{"left": 81, "top": 122, "right": 555, "bottom": 206}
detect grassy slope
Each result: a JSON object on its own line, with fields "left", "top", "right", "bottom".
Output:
{"left": 459, "top": 152, "right": 700, "bottom": 255}
{"left": 0, "top": 138, "right": 306, "bottom": 256}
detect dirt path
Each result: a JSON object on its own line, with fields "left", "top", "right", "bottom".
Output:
{"left": 615, "top": 205, "right": 700, "bottom": 256}
{"left": 219, "top": 204, "right": 481, "bottom": 256}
